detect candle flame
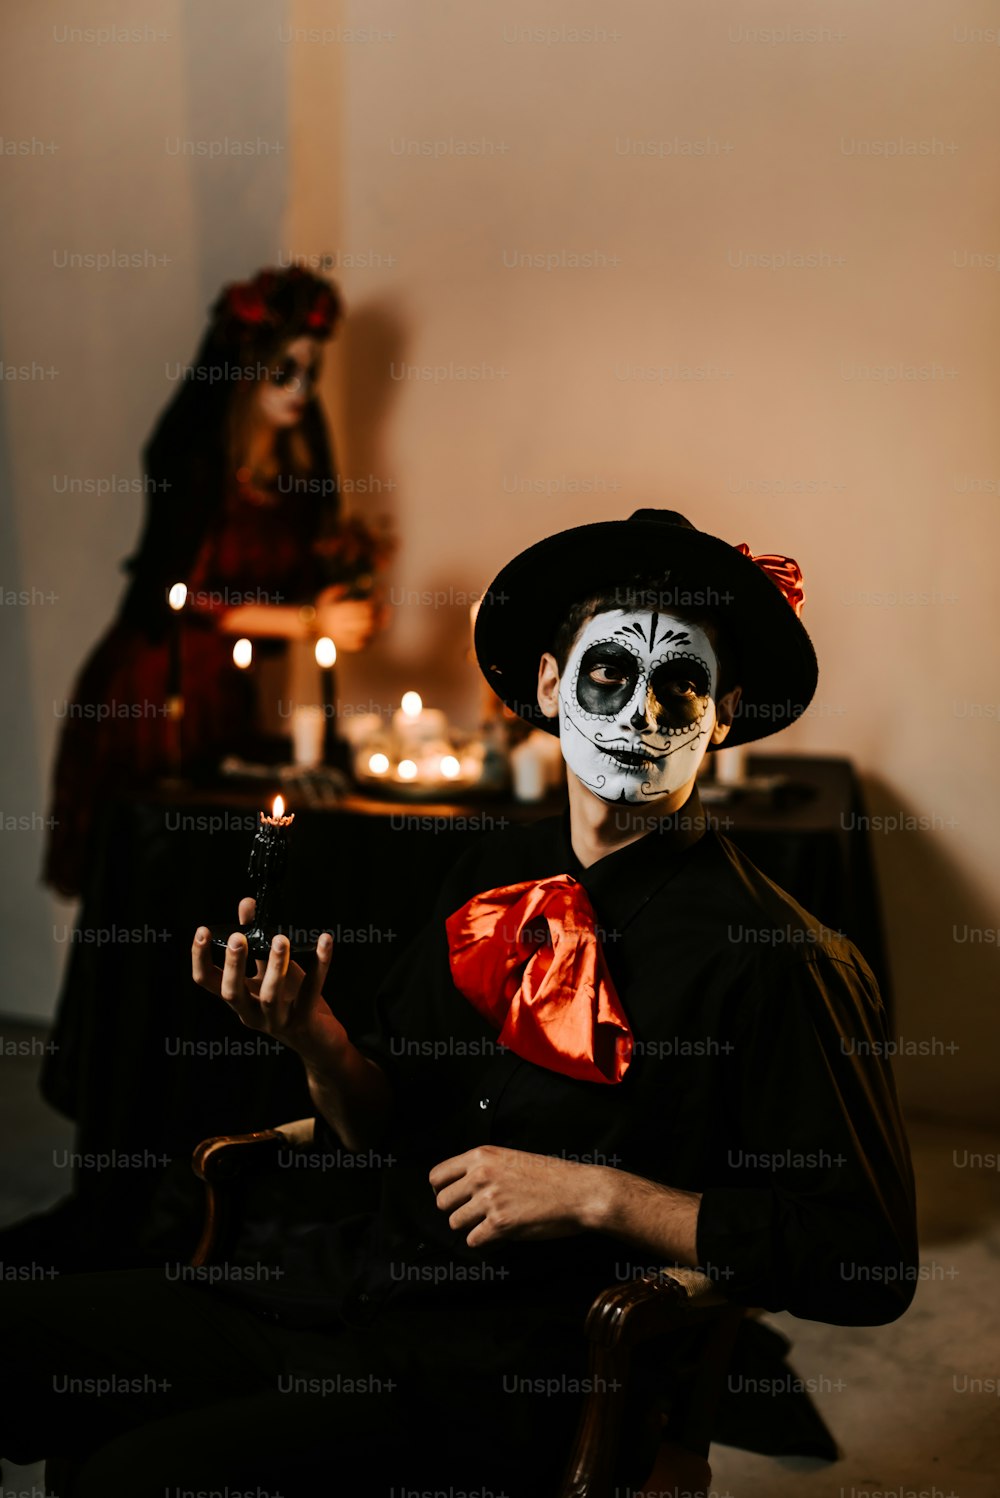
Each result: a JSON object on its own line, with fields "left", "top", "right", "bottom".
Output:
{"left": 315, "top": 636, "right": 337, "bottom": 668}
{"left": 168, "top": 582, "right": 187, "bottom": 612}
{"left": 440, "top": 755, "right": 461, "bottom": 779}
{"left": 398, "top": 759, "right": 418, "bottom": 780}
{"left": 368, "top": 752, "right": 390, "bottom": 775}
{"left": 272, "top": 794, "right": 285, "bottom": 819}
{"left": 232, "top": 638, "right": 253, "bottom": 669}
{"left": 400, "top": 690, "right": 423, "bottom": 719}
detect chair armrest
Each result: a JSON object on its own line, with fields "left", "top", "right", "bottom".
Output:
{"left": 189, "top": 1117, "right": 315, "bottom": 1267}
{"left": 558, "top": 1269, "right": 743, "bottom": 1498}
{"left": 583, "top": 1266, "right": 727, "bottom": 1351}
{"left": 273, "top": 1116, "right": 316, "bottom": 1149}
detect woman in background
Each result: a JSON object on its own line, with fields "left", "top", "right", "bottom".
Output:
{"left": 43, "top": 266, "right": 382, "bottom": 898}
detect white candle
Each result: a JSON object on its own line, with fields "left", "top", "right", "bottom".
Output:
{"left": 291, "top": 705, "right": 325, "bottom": 767}
{"left": 714, "top": 743, "right": 747, "bottom": 787}
{"left": 392, "top": 691, "right": 449, "bottom": 752}
{"left": 511, "top": 735, "right": 547, "bottom": 802}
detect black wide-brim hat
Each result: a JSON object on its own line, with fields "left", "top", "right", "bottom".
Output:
{"left": 474, "top": 509, "right": 818, "bottom": 750}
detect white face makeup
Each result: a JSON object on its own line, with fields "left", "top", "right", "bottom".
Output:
{"left": 557, "top": 609, "right": 720, "bottom": 803}
{"left": 254, "top": 335, "right": 322, "bottom": 430}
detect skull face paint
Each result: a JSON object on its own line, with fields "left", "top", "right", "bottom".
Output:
{"left": 557, "top": 610, "right": 720, "bottom": 803}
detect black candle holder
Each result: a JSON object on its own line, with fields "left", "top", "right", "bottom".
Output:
{"left": 211, "top": 801, "right": 313, "bottom": 961}
{"left": 320, "top": 663, "right": 353, "bottom": 776}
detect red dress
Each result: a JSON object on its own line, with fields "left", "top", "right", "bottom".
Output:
{"left": 44, "top": 477, "right": 322, "bottom": 898}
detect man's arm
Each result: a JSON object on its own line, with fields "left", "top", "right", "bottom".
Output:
{"left": 584, "top": 1168, "right": 702, "bottom": 1267}
{"left": 430, "top": 1145, "right": 702, "bottom": 1264}
{"left": 302, "top": 1048, "right": 393, "bottom": 1154}
{"left": 431, "top": 952, "right": 918, "bottom": 1328}
{"left": 191, "top": 913, "right": 393, "bottom": 1153}
{"left": 695, "top": 951, "right": 919, "bottom": 1326}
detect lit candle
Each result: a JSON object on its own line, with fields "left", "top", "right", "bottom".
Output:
{"left": 392, "top": 691, "right": 449, "bottom": 753}
{"left": 163, "top": 582, "right": 188, "bottom": 778}
{"left": 315, "top": 635, "right": 336, "bottom": 670}
{"left": 314, "top": 635, "right": 340, "bottom": 765}
{"left": 233, "top": 637, "right": 253, "bottom": 670}
{"left": 243, "top": 793, "right": 295, "bottom": 955}
{"left": 166, "top": 582, "right": 187, "bottom": 702}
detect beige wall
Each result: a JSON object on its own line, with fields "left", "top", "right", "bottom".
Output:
{"left": 0, "top": 0, "right": 290, "bottom": 1017}
{"left": 326, "top": 0, "right": 1000, "bottom": 1126}
{"left": 1, "top": 0, "right": 998, "bottom": 1124}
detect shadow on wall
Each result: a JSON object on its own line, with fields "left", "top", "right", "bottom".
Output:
{"left": 336, "top": 297, "right": 424, "bottom": 718}
{"left": 859, "top": 773, "right": 1000, "bottom": 1133}
{"left": 338, "top": 295, "right": 407, "bottom": 514}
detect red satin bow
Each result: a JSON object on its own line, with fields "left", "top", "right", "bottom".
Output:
{"left": 734, "top": 542, "right": 806, "bottom": 617}
{"left": 445, "top": 874, "right": 633, "bottom": 1085}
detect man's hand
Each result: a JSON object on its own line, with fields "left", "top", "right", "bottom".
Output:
{"left": 191, "top": 898, "right": 345, "bottom": 1070}
{"left": 429, "top": 1145, "right": 612, "bottom": 1249}
{"left": 430, "top": 1144, "right": 704, "bottom": 1265}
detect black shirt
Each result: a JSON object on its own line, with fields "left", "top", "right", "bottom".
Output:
{"left": 228, "top": 785, "right": 917, "bottom": 1336}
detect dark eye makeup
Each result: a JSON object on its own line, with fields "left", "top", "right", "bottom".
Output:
{"left": 272, "top": 358, "right": 319, "bottom": 389}
{"left": 577, "top": 643, "right": 639, "bottom": 715}
{"left": 575, "top": 638, "right": 713, "bottom": 729}
{"left": 650, "top": 659, "right": 711, "bottom": 700}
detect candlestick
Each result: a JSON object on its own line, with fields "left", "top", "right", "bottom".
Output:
{"left": 245, "top": 794, "right": 293, "bottom": 950}
{"left": 212, "top": 794, "right": 304, "bottom": 959}
{"left": 165, "top": 582, "right": 187, "bottom": 777}
{"left": 315, "top": 634, "right": 335, "bottom": 747}
{"left": 314, "top": 635, "right": 350, "bottom": 772}
{"left": 166, "top": 582, "right": 187, "bottom": 697}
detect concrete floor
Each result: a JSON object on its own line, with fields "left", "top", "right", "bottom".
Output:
{"left": 1, "top": 1022, "right": 998, "bottom": 1497}
{"left": 711, "top": 1114, "right": 1000, "bottom": 1498}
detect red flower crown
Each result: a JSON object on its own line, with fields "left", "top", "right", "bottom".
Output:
{"left": 213, "top": 265, "right": 342, "bottom": 343}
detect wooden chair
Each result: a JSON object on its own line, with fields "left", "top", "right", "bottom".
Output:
{"left": 193, "top": 1118, "right": 746, "bottom": 1497}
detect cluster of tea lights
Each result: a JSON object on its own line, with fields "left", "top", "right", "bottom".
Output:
{"left": 357, "top": 691, "right": 481, "bottom": 792}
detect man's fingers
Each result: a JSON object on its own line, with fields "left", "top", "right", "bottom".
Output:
{"left": 433, "top": 1178, "right": 476, "bottom": 1216}
{"left": 299, "top": 933, "right": 334, "bottom": 1009}
{"left": 428, "top": 1153, "right": 474, "bottom": 1194}
{"left": 446, "top": 1198, "right": 489, "bottom": 1236}
{"left": 257, "top": 935, "right": 292, "bottom": 1008}
{"left": 191, "top": 927, "right": 221, "bottom": 995}
{"left": 238, "top": 896, "right": 256, "bottom": 926}
{"left": 220, "top": 933, "right": 253, "bottom": 1017}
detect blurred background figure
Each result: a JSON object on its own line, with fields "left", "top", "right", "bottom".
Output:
{"left": 42, "top": 266, "right": 387, "bottom": 898}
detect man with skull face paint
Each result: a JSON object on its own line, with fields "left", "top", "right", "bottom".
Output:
{"left": 556, "top": 608, "right": 729, "bottom": 804}
{"left": 0, "top": 512, "right": 917, "bottom": 1496}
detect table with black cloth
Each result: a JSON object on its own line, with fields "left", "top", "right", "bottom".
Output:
{"left": 28, "top": 751, "right": 889, "bottom": 1268}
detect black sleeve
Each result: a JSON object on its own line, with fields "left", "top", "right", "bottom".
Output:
{"left": 695, "top": 949, "right": 918, "bottom": 1326}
